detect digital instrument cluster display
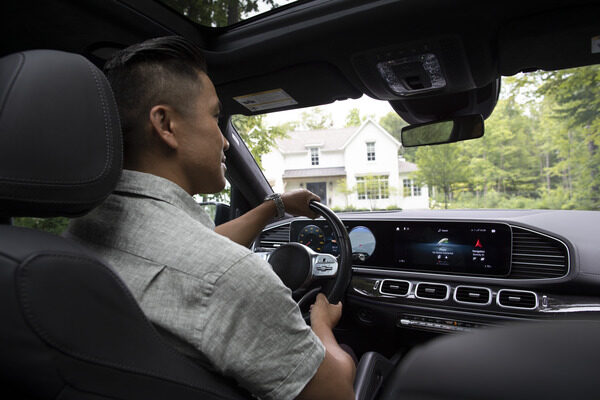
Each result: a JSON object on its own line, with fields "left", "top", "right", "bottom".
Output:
{"left": 289, "top": 220, "right": 512, "bottom": 277}
{"left": 394, "top": 222, "right": 512, "bottom": 276}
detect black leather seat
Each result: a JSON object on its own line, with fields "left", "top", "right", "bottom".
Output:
{"left": 0, "top": 49, "right": 250, "bottom": 399}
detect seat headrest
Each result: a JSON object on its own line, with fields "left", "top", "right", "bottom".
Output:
{"left": 0, "top": 50, "right": 122, "bottom": 218}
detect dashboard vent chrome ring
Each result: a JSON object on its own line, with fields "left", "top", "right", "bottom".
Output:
{"left": 415, "top": 282, "right": 450, "bottom": 301}
{"left": 497, "top": 289, "right": 538, "bottom": 310}
{"left": 379, "top": 279, "right": 411, "bottom": 297}
{"left": 454, "top": 285, "right": 492, "bottom": 306}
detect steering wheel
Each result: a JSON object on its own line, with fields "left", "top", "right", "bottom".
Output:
{"left": 267, "top": 201, "right": 352, "bottom": 313}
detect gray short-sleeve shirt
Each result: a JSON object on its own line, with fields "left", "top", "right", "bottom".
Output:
{"left": 66, "top": 170, "right": 325, "bottom": 400}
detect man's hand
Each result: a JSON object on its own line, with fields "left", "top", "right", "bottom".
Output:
{"left": 310, "top": 293, "right": 342, "bottom": 331}
{"left": 281, "top": 189, "right": 321, "bottom": 219}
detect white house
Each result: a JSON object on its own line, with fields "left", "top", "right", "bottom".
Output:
{"left": 261, "top": 120, "right": 429, "bottom": 210}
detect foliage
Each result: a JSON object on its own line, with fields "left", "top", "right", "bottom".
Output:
{"left": 299, "top": 107, "right": 333, "bottom": 130}
{"left": 13, "top": 217, "right": 70, "bottom": 235}
{"left": 418, "top": 65, "right": 600, "bottom": 211}
{"left": 335, "top": 178, "right": 355, "bottom": 208}
{"left": 231, "top": 114, "right": 289, "bottom": 168}
{"left": 414, "top": 142, "right": 470, "bottom": 209}
{"left": 161, "top": 0, "right": 278, "bottom": 27}
{"left": 344, "top": 107, "right": 374, "bottom": 127}
{"left": 378, "top": 111, "right": 416, "bottom": 161}
{"left": 344, "top": 108, "right": 362, "bottom": 127}
{"left": 378, "top": 112, "right": 407, "bottom": 139}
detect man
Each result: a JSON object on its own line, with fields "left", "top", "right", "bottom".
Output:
{"left": 66, "top": 36, "right": 355, "bottom": 400}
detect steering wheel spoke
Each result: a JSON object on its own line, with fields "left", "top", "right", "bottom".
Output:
{"left": 311, "top": 252, "right": 338, "bottom": 278}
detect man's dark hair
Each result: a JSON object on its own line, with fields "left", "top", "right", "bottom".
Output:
{"left": 104, "top": 36, "right": 208, "bottom": 157}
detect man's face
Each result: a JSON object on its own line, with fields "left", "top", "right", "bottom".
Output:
{"left": 176, "top": 72, "right": 229, "bottom": 195}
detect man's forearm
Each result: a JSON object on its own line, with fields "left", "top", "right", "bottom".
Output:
{"left": 296, "top": 321, "right": 355, "bottom": 400}
{"left": 214, "top": 200, "right": 276, "bottom": 247}
{"left": 311, "top": 321, "right": 356, "bottom": 381}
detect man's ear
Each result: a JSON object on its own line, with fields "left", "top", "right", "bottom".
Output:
{"left": 149, "top": 105, "right": 178, "bottom": 150}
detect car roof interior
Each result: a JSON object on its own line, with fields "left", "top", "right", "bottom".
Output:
{"left": 4, "top": 0, "right": 600, "bottom": 123}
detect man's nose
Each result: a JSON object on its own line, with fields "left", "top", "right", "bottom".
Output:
{"left": 222, "top": 134, "right": 230, "bottom": 151}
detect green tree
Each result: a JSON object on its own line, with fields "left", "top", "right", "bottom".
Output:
{"left": 299, "top": 107, "right": 333, "bottom": 130}
{"left": 13, "top": 217, "right": 70, "bottom": 235}
{"left": 345, "top": 108, "right": 362, "bottom": 127}
{"left": 231, "top": 114, "right": 289, "bottom": 168}
{"left": 379, "top": 112, "right": 407, "bottom": 140}
{"left": 538, "top": 65, "right": 600, "bottom": 209}
{"left": 335, "top": 178, "right": 355, "bottom": 208}
{"left": 379, "top": 112, "right": 415, "bottom": 161}
{"left": 344, "top": 107, "right": 374, "bottom": 127}
{"left": 414, "top": 143, "right": 469, "bottom": 209}
{"left": 162, "top": 0, "right": 278, "bottom": 27}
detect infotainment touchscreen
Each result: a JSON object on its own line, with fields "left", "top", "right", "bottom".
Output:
{"left": 394, "top": 222, "right": 512, "bottom": 276}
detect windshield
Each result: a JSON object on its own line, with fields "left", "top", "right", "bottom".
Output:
{"left": 234, "top": 65, "right": 600, "bottom": 211}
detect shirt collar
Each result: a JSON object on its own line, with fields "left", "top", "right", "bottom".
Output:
{"left": 114, "top": 170, "right": 215, "bottom": 229}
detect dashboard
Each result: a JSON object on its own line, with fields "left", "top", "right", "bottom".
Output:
{"left": 255, "top": 209, "right": 600, "bottom": 334}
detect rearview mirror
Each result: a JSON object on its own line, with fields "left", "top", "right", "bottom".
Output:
{"left": 401, "top": 114, "right": 484, "bottom": 147}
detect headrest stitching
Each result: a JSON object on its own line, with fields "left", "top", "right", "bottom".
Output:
{"left": 83, "top": 58, "right": 112, "bottom": 183}
{"left": 0, "top": 52, "right": 25, "bottom": 123}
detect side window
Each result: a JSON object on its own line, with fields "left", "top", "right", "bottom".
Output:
{"left": 196, "top": 180, "right": 231, "bottom": 224}
{"left": 366, "top": 142, "right": 376, "bottom": 161}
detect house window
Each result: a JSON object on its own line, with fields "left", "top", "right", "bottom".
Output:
{"left": 403, "top": 179, "right": 420, "bottom": 197}
{"left": 413, "top": 183, "right": 421, "bottom": 196}
{"left": 366, "top": 142, "right": 376, "bottom": 161}
{"left": 356, "top": 175, "right": 389, "bottom": 200}
{"left": 310, "top": 147, "right": 319, "bottom": 166}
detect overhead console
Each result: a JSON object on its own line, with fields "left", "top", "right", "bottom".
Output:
{"left": 352, "top": 36, "right": 478, "bottom": 101}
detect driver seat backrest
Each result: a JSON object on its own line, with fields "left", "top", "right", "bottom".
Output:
{"left": 0, "top": 50, "right": 250, "bottom": 399}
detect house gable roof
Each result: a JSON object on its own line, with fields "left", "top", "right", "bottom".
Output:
{"left": 341, "top": 119, "right": 401, "bottom": 149}
{"left": 398, "top": 157, "right": 418, "bottom": 173}
{"left": 275, "top": 126, "right": 357, "bottom": 153}
{"left": 274, "top": 119, "right": 401, "bottom": 153}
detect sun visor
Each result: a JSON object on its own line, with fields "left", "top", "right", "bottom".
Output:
{"left": 216, "top": 62, "right": 361, "bottom": 115}
{"left": 499, "top": 5, "right": 600, "bottom": 76}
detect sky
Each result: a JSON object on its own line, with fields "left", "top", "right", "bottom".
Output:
{"left": 263, "top": 94, "right": 396, "bottom": 128}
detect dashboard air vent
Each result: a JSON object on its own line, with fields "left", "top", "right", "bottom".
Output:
{"left": 258, "top": 223, "right": 290, "bottom": 249}
{"left": 454, "top": 286, "right": 491, "bottom": 305}
{"left": 415, "top": 283, "right": 449, "bottom": 301}
{"left": 497, "top": 289, "right": 537, "bottom": 309}
{"left": 380, "top": 280, "right": 410, "bottom": 296}
{"left": 510, "top": 227, "right": 568, "bottom": 279}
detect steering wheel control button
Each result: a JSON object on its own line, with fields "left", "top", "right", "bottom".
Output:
{"left": 312, "top": 253, "right": 338, "bottom": 277}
